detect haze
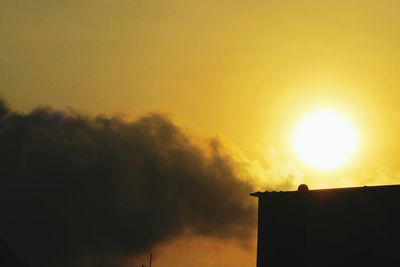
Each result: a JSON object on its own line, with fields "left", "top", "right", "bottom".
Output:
{"left": 2, "top": 1, "right": 400, "bottom": 266}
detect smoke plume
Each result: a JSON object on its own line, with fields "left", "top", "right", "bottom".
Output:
{"left": 0, "top": 99, "right": 260, "bottom": 266}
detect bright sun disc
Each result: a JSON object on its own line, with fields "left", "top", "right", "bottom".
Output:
{"left": 293, "top": 109, "right": 358, "bottom": 171}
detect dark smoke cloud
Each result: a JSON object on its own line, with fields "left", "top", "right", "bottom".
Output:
{"left": 0, "top": 99, "right": 257, "bottom": 266}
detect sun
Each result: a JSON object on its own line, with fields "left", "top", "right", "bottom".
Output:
{"left": 292, "top": 108, "right": 358, "bottom": 171}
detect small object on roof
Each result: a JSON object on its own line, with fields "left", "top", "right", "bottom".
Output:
{"left": 298, "top": 184, "right": 309, "bottom": 192}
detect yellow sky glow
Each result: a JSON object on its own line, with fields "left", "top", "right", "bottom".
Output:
{"left": 2, "top": 2, "right": 400, "bottom": 265}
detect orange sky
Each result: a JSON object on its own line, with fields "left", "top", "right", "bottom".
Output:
{"left": 2, "top": 1, "right": 400, "bottom": 266}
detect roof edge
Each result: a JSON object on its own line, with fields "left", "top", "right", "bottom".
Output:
{"left": 250, "top": 184, "right": 400, "bottom": 197}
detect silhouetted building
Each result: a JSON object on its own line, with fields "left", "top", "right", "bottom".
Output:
{"left": 251, "top": 184, "right": 400, "bottom": 267}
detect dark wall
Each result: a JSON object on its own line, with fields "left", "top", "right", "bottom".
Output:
{"left": 255, "top": 186, "right": 400, "bottom": 267}
{"left": 0, "top": 237, "right": 29, "bottom": 267}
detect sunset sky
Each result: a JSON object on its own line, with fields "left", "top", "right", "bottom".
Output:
{"left": 2, "top": 1, "right": 400, "bottom": 266}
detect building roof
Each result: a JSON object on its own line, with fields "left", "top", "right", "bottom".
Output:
{"left": 250, "top": 184, "right": 400, "bottom": 198}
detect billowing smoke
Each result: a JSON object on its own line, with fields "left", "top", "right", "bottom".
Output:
{"left": 0, "top": 99, "right": 259, "bottom": 266}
